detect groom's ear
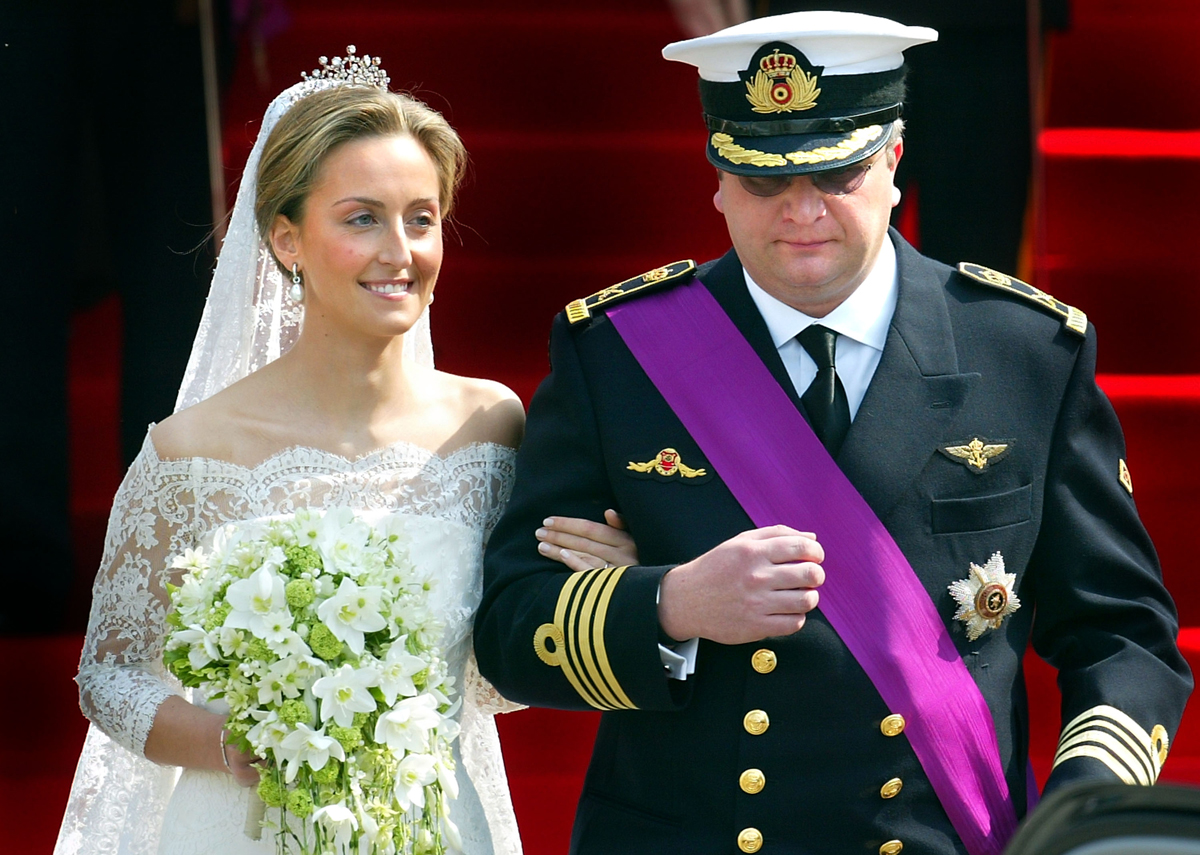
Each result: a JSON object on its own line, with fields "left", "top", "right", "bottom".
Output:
{"left": 269, "top": 215, "right": 301, "bottom": 270}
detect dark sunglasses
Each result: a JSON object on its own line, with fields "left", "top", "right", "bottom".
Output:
{"left": 736, "top": 159, "right": 876, "bottom": 198}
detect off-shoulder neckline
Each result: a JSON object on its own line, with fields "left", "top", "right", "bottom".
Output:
{"left": 142, "top": 429, "right": 516, "bottom": 473}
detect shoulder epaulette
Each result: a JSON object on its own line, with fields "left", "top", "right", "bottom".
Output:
{"left": 565, "top": 260, "right": 696, "bottom": 325}
{"left": 957, "top": 262, "right": 1088, "bottom": 338}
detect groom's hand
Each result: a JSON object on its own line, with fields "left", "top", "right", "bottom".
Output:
{"left": 657, "top": 526, "right": 825, "bottom": 646}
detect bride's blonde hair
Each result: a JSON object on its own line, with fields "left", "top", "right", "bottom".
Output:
{"left": 255, "top": 86, "right": 467, "bottom": 269}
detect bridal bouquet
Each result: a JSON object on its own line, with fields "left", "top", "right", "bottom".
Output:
{"left": 164, "top": 507, "right": 461, "bottom": 855}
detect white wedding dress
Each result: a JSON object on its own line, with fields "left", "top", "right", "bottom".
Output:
{"left": 54, "top": 433, "right": 522, "bottom": 855}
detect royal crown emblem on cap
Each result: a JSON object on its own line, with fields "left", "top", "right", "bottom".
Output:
{"left": 745, "top": 49, "right": 820, "bottom": 114}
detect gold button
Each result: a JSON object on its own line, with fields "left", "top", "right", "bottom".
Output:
{"left": 880, "top": 714, "right": 906, "bottom": 737}
{"left": 744, "top": 709, "right": 770, "bottom": 735}
{"left": 880, "top": 778, "right": 903, "bottom": 799}
{"left": 879, "top": 841, "right": 903, "bottom": 855}
{"left": 739, "top": 768, "right": 766, "bottom": 794}
{"left": 751, "top": 649, "right": 777, "bottom": 674}
{"left": 738, "top": 827, "right": 764, "bottom": 853}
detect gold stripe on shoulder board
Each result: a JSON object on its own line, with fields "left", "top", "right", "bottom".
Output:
{"left": 566, "top": 260, "right": 697, "bottom": 324}
{"left": 957, "top": 262, "right": 1088, "bottom": 337}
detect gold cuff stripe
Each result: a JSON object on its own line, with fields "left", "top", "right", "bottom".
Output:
{"left": 1053, "top": 745, "right": 1140, "bottom": 785}
{"left": 1057, "top": 717, "right": 1155, "bottom": 784}
{"left": 573, "top": 568, "right": 622, "bottom": 709}
{"left": 551, "top": 571, "right": 611, "bottom": 710}
{"left": 592, "top": 567, "right": 636, "bottom": 710}
{"left": 535, "top": 567, "right": 638, "bottom": 710}
{"left": 1054, "top": 704, "right": 1164, "bottom": 783}
{"left": 1054, "top": 729, "right": 1152, "bottom": 785}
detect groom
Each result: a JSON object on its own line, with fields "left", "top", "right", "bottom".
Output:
{"left": 475, "top": 11, "right": 1191, "bottom": 854}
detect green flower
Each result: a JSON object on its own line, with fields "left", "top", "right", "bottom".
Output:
{"left": 308, "top": 624, "right": 344, "bottom": 661}
{"left": 311, "top": 759, "right": 340, "bottom": 784}
{"left": 278, "top": 699, "right": 311, "bottom": 726}
{"left": 256, "top": 775, "right": 286, "bottom": 808}
{"left": 285, "top": 788, "right": 313, "bottom": 817}
{"left": 245, "top": 637, "right": 273, "bottom": 662}
{"left": 285, "top": 544, "right": 322, "bottom": 574}
{"left": 203, "top": 602, "right": 232, "bottom": 631}
{"left": 285, "top": 579, "right": 315, "bottom": 609}
{"left": 328, "top": 725, "right": 363, "bottom": 753}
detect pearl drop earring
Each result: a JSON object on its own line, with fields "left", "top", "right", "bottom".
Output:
{"left": 289, "top": 263, "right": 304, "bottom": 303}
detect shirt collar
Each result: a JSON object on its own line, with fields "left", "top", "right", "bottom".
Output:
{"left": 743, "top": 236, "right": 898, "bottom": 353}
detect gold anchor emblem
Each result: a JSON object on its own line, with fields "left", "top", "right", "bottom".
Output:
{"left": 940, "top": 437, "right": 1012, "bottom": 474}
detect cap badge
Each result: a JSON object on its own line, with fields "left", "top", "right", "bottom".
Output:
{"left": 745, "top": 49, "right": 820, "bottom": 114}
{"left": 1119, "top": 458, "right": 1134, "bottom": 495}
{"left": 949, "top": 552, "right": 1021, "bottom": 641}
{"left": 627, "top": 448, "right": 709, "bottom": 481}
{"left": 939, "top": 437, "right": 1012, "bottom": 474}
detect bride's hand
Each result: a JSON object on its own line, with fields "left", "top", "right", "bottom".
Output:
{"left": 222, "top": 732, "right": 261, "bottom": 788}
{"left": 536, "top": 509, "right": 639, "bottom": 571}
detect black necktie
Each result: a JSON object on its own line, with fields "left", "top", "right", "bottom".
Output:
{"left": 796, "top": 324, "right": 851, "bottom": 456}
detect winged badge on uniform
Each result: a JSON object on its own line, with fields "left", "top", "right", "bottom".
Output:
{"left": 939, "top": 437, "right": 1012, "bottom": 474}
{"left": 626, "top": 448, "right": 710, "bottom": 482}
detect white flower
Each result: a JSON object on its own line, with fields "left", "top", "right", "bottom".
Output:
{"left": 170, "top": 627, "right": 220, "bottom": 671}
{"left": 224, "top": 564, "right": 291, "bottom": 637}
{"left": 443, "top": 815, "right": 463, "bottom": 852}
{"left": 257, "top": 655, "right": 316, "bottom": 707}
{"left": 374, "top": 694, "right": 441, "bottom": 753}
{"left": 377, "top": 640, "right": 427, "bottom": 704}
{"left": 275, "top": 723, "right": 345, "bottom": 783}
{"left": 246, "top": 709, "right": 290, "bottom": 754}
{"left": 316, "top": 577, "right": 387, "bottom": 655}
{"left": 436, "top": 754, "right": 460, "bottom": 800}
{"left": 394, "top": 752, "right": 438, "bottom": 811}
{"left": 312, "top": 663, "right": 379, "bottom": 727}
{"left": 948, "top": 551, "right": 1021, "bottom": 641}
{"left": 312, "top": 801, "right": 358, "bottom": 850}
{"left": 217, "top": 626, "right": 251, "bottom": 659}
{"left": 315, "top": 507, "right": 373, "bottom": 577}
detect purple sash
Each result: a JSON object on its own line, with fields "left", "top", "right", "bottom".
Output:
{"left": 608, "top": 278, "right": 1018, "bottom": 855}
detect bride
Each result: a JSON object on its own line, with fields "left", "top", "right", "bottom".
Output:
{"left": 54, "top": 50, "right": 636, "bottom": 855}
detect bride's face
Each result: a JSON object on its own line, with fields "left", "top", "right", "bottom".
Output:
{"left": 272, "top": 133, "right": 444, "bottom": 341}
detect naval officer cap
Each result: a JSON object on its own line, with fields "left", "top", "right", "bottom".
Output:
{"left": 662, "top": 11, "right": 937, "bottom": 176}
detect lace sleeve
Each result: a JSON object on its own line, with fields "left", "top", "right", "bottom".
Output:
{"left": 76, "top": 439, "right": 196, "bottom": 756}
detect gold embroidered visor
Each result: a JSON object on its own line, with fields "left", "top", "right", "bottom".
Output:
{"left": 710, "top": 124, "right": 889, "bottom": 174}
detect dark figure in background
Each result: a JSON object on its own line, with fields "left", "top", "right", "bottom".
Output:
{"left": 0, "top": 2, "right": 218, "bottom": 633}
{"left": 670, "top": 0, "right": 1071, "bottom": 276}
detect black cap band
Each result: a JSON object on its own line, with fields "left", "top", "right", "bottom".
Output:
{"left": 705, "top": 105, "right": 902, "bottom": 137}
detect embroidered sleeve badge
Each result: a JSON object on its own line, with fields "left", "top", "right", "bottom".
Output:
{"left": 948, "top": 552, "right": 1021, "bottom": 641}
{"left": 626, "top": 448, "right": 709, "bottom": 481}
{"left": 939, "top": 438, "right": 1012, "bottom": 473}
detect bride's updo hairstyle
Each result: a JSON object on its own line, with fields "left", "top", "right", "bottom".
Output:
{"left": 255, "top": 86, "right": 467, "bottom": 271}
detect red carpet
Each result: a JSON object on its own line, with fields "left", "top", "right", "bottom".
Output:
{"left": 8, "top": 2, "right": 1199, "bottom": 853}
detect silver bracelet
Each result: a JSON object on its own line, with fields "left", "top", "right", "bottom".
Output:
{"left": 219, "top": 727, "right": 233, "bottom": 774}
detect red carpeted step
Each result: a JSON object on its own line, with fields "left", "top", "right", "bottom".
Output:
{"left": 1036, "top": 129, "right": 1200, "bottom": 373}
{"left": 1044, "top": 2, "right": 1200, "bottom": 129}
{"left": 1099, "top": 375, "right": 1200, "bottom": 623}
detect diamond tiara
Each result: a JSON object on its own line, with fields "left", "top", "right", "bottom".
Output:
{"left": 300, "top": 45, "right": 391, "bottom": 89}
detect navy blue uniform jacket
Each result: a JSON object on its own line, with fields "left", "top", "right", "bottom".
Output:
{"left": 475, "top": 233, "right": 1191, "bottom": 855}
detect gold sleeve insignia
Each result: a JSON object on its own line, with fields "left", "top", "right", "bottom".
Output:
{"left": 533, "top": 567, "right": 638, "bottom": 711}
{"left": 957, "top": 262, "right": 1088, "bottom": 337}
{"left": 565, "top": 260, "right": 696, "bottom": 325}
{"left": 1053, "top": 705, "right": 1168, "bottom": 785}
{"left": 1119, "top": 458, "right": 1134, "bottom": 495}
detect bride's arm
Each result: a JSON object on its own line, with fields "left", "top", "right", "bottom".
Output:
{"left": 75, "top": 441, "right": 257, "bottom": 784}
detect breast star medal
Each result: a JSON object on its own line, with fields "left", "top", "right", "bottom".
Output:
{"left": 626, "top": 448, "right": 709, "bottom": 481}
{"left": 948, "top": 552, "right": 1020, "bottom": 641}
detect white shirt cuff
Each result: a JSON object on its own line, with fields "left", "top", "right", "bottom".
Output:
{"left": 658, "top": 636, "right": 699, "bottom": 680}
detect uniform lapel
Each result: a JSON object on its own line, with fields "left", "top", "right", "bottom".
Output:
{"left": 837, "top": 233, "right": 979, "bottom": 518}
{"left": 700, "top": 250, "right": 804, "bottom": 410}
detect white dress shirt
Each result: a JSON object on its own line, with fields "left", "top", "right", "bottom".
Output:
{"left": 744, "top": 237, "right": 899, "bottom": 417}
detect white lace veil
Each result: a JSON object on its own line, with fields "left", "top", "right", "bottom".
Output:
{"left": 174, "top": 76, "right": 434, "bottom": 413}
